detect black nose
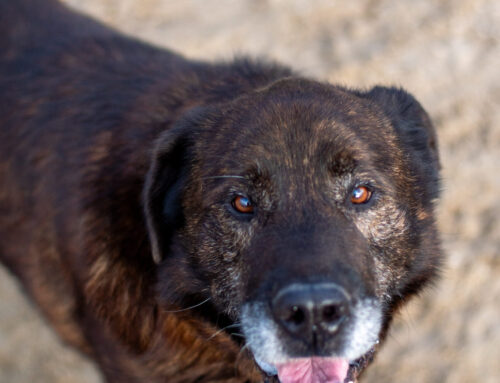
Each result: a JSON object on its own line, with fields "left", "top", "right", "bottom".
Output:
{"left": 272, "top": 283, "right": 350, "bottom": 341}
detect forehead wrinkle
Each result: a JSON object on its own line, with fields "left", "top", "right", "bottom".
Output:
{"left": 270, "top": 117, "right": 399, "bottom": 216}
{"left": 225, "top": 117, "right": 362, "bottom": 211}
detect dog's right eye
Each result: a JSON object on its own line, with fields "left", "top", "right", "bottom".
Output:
{"left": 231, "top": 195, "right": 254, "bottom": 214}
{"left": 350, "top": 185, "right": 372, "bottom": 204}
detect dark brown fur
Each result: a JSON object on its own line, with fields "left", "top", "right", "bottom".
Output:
{"left": 0, "top": 1, "right": 441, "bottom": 382}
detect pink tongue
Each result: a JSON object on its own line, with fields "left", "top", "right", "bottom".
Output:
{"left": 276, "top": 357, "right": 349, "bottom": 383}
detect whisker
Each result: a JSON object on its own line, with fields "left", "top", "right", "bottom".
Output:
{"left": 230, "top": 333, "right": 246, "bottom": 338}
{"left": 163, "top": 297, "right": 211, "bottom": 313}
{"left": 233, "top": 343, "right": 252, "bottom": 377}
{"left": 236, "top": 343, "right": 251, "bottom": 368}
{"left": 225, "top": 323, "right": 242, "bottom": 329}
{"left": 206, "top": 323, "right": 242, "bottom": 340}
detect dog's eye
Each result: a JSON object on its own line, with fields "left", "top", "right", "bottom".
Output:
{"left": 350, "top": 185, "right": 372, "bottom": 204}
{"left": 232, "top": 195, "right": 254, "bottom": 214}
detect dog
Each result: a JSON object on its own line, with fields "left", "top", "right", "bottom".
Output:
{"left": 0, "top": 1, "right": 442, "bottom": 382}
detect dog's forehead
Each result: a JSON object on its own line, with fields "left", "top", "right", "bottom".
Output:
{"left": 198, "top": 80, "right": 397, "bottom": 179}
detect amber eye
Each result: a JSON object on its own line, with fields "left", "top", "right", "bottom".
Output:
{"left": 350, "top": 185, "right": 372, "bottom": 204}
{"left": 232, "top": 195, "right": 254, "bottom": 214}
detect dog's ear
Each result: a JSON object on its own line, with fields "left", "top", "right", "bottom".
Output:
{"left": 143, "top": 109, "right": 205, "bottom": 264}
{"left": 364, "top": 86, "right": 440, "bottom": 196}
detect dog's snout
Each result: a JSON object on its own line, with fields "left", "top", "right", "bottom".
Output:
{"left": 272, "top": 283, "right": 350, "bottom": 341}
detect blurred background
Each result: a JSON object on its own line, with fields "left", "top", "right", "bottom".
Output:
{"left": 0, "top": 0, "right": 498, "bottom": 382}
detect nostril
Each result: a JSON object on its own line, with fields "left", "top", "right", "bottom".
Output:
{"left": 321, "top": 303, "right": 346, "bottom": 327}
{"left": 322, "top": 304, "right": 339, "bottom": 323}
{"left": 287, "top": 305, "right": 306, "bottom": 325}
{"left": 273, "top": 294, "right": 312, "bottom": 336}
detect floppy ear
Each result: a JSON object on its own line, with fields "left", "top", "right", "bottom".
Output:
{"left": 143, "top": 111, "right": 203, "bottom": 264}
{"left": 364, "top": 86, "right": 440, "bottom": 197}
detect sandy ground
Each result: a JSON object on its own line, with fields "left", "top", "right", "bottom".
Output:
{"left": 0, "top": 0, "right": 499, "bottom": 382}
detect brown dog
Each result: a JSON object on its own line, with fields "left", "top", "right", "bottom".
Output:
{"left": 0, "top": 1, "right": 441, "bottom": 382}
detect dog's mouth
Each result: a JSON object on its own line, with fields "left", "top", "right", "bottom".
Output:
{"left": 240, "top": 297, "right": 382, "bottom": 383}
{"left": 254, "top": 347, "right": 376, "bottom": 383}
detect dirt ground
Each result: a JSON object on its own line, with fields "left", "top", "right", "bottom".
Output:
{"left": 1, "top": 0, "right": 499, "bottom": 382}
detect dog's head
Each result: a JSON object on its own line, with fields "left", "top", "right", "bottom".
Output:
{"left": 143, "top": 79, "right": 441, "bottom": 383}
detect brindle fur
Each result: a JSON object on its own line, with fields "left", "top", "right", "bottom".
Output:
{"left": 0, "top": 1, "right": 441, "bottom": 382}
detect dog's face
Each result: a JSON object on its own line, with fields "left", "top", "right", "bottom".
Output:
{"left": 144, "top": 79, "right": 441, "bottom": 383}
